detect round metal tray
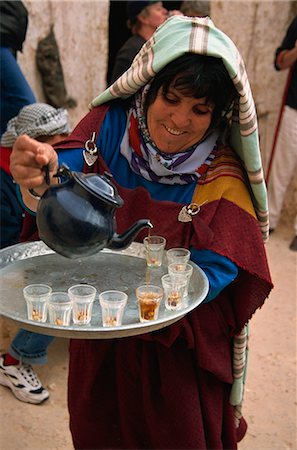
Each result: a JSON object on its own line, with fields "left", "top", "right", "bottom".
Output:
{"left": 0, "top": 241, "right": 209, "bottom": 339}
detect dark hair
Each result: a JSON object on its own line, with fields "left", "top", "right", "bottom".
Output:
{"left": 145, "top": 53, "right": 237, "bottom": 128}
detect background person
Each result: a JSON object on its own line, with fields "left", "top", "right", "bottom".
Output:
{"left": 10, "top": 16, "right": 272, "bottom": 449}
{"left": 0, "top": 0, "right": 36, "bottom": 137}
{"left": 266, "top": 15, "right": 297, "bottom": 251}
{"left": 180, "top": 0, "right": 210, "bottom": 17}
{"left": 109, "top": 0, "right": 181, "bottom": 84}
{"left": 0, "top": 103, "right": 70, "bottom": 404}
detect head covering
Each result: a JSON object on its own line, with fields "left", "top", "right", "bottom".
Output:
{"left": 91, "top": 15, "right": 269, "bottom": 242}
{"left": 180, "top": 1, "right": 210, "bottom": 17}
{"left": 1, "top": 102, "right": 71, "bottom": 146}
{"left": 127, "top": 1, "right": 159, "bottom": 23}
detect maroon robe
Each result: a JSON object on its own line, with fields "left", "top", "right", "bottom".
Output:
{"left": 21, "top": 105, "right": 272, "bottom": 449}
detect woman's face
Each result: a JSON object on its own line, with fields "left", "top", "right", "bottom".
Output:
{"left": 147, "top": 87, "right": 214, "bottom": 153}
{"left": 142, "top": 2, "right": 168, "bottom": 28}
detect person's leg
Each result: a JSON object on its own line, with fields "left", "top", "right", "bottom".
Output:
{"left": 268, "top": 106, "right": 297, "bottom": 230}
{"left": 0, "top": 47, "right": 36, "bottom": 136}
{"left": 0, "top": 330, "right": 54, "bottom": 404}
{"left": 8, "top": 329, "right": 54, "bottom": 365}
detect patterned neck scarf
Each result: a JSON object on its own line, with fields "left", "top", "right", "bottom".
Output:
{"left": 120, "top": 85, "right": 220, "bottom": 185}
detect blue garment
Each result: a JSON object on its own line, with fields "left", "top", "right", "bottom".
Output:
{"left": 8, "top": 329, "right": 54, "bottom": 365}
{"left": 57, "top": 105, "right": 238, "bottom": 301}
{"left": 0, "top": 168, "right": 25, "bottom": 248}
{"left": 0, "top": 47, "right": 36, "bottom": 136}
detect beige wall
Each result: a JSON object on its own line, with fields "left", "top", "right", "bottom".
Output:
{"left": 20, "top": 0, "right": 109, "bottom": 127}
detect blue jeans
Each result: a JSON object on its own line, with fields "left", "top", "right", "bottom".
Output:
{"left": 8, "top": 329, "right": 54, "bottom": 365}
{"left": 0, "top": 47, "right": 36, "bottom": 136}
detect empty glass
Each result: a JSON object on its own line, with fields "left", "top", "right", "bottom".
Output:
{"left": 136, "top": 284, "right": 163, "bottom": 322}
{"left": 167, "top": 248, "right": 190, "bottom": 266}
{"left": 48, "top": 292, "right": 72, "bottom": 326}
{"left": 143, "top": 235, "right": 166, "bottom": 268}
{"left": 23, "top": 284, "right": 52, "bottom": 322}
{"left": 68, "top": 284, "right": 97, "bottom": 325}
{"left": 99, "top": 290, "right": 128, "bottom": 327}
{"left": 168, "top": 263, "right": 193, "bottom": 297}
{"left": 161, "top": 274, "right": 187, "bottom": 311}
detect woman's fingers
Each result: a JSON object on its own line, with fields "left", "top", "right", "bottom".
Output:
{"left": 10, "top": 134, "right": 58, "bottom": 187}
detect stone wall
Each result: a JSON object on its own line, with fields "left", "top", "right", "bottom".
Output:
{"left": 19, "top": 0, "right": 110, "bottom": 127}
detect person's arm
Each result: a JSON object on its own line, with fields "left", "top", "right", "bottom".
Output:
{"left": 10, "top": 134, "right": 59, "bottom": 212}
{"left": 275, "top": 17, "right": 297, "bottom": 71}
{"left": 190, "top": 247, "right": 239, "bottom": 303}
{"left": 275, "top": 41, "right": 297, "bottom": 70}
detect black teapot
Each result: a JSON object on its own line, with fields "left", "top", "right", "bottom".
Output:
{"left": 36, "top": 164, "right": 152, "bottom": 258}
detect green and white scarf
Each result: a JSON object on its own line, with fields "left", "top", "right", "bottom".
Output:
{"left": 91, "top": 15, "right": 269, "bottom": 242}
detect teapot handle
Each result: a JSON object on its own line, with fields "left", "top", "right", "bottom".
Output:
{"left": 54, "top": 163, "right": 73, "bottom": 181}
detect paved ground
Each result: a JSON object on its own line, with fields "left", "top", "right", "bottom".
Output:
{"left": 0, "top": 220, "right": 296, "bottom": 450}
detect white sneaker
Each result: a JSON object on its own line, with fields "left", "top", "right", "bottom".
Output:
{"left": 0, "top": 355, "right": 49, "bottom": 404}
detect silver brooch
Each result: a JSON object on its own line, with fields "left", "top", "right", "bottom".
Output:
{"left": 178, "top": 201, "right": 208, "bottom": 223}
{"left": 83, "top": 132, "right": 98, "bottom": 166}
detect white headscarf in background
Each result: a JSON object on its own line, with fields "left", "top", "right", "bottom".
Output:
{"left": 1, "top": 103, "right": 70, "bottom": 146}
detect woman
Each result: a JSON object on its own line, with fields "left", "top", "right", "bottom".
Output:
{"left": 10, "top": 16, "right": 272, "bottom": 450}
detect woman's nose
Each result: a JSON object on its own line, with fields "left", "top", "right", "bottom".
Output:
{"left": 170, "top": 108, "right": 191, "bottom": 127}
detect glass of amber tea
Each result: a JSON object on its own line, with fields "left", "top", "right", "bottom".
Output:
{"left": 48, "top": 292, "right": 72, "bottom": 326}
{"left": 161, "top": 274, "right": 187, "bottom": 311}
{"left": 143, "top": 236, "right": 166, "bottom": 268}
{"left": 166, "top": 248, "right": 190, "bottom": 266}
{"left": 136, "top": 284, "right": 163, "bottom": 323}
{"left": 23, "top": 284, "right": 52, "bottom": 322}
{"left": 99, "top": 290, "right": 128, "bottom": 327}
{"left": 168, "top": 263, "right": 193, "bottom": 297}
{"left": 68, "top": 284, "right": 96, "bottom": 325}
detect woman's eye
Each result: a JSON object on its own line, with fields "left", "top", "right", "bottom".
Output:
{"left": 163, "top": 94, "right": 179, "bottom": 104}
{"left": 193, "top": 108, "right": 210, "bottom": 116}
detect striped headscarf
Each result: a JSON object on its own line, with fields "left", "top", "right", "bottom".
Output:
{"left": 91, "top": 16, "right": 269, "bottom": 242}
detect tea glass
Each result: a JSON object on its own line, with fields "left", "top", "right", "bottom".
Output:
{"left": 48, "top": 292, "right": 72, "bottom": 326}
{"left": 143, "top": 236, "right": 166, "bottom": 268}
{"left": 99, "top": 290, "right": 128, "bottom": 327}
{"left": 23, "top": 284, "right": 52, "bottom": 322}
{"left": 161, "top": 274, "right": 187, "bottom": 311}
{"left": 168, "top": 263, "right": 193, "bottom": 297}
{"left": 68, "top": 284, "right": 97, "bottom": 325}
{"left": 136, "top": 284, "right": 163, "bottom": 323}
{"left": 166, "top": 248, "right": 190, "bottom": 266}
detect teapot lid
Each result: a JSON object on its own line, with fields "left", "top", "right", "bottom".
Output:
{"left": 73, "top": 171, "right": 124, "bottom": 207}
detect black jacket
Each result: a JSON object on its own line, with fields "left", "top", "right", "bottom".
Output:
{"left": 0, "top": 1, "right": 28, "bottom": 52}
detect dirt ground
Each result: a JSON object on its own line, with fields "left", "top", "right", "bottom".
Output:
{"left": 0, "top": 219, "right": 296, "bottom": 450}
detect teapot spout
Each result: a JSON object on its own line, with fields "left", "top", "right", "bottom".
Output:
{"left": 108, "top": 220, "right": 153, "bottom": 250}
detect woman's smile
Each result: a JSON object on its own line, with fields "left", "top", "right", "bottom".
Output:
{"left": 147, "top": 88, "right": 214, "bottom": 153}
{"left": 163, "top": 124, "right": 185, "bottom": 136}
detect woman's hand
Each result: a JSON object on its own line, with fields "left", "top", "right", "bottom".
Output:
{"left": 10, "top": 134, "right": 59, "bottom": 188}
{"left": 10, "top": 134, "right": 59, "bottom": 211}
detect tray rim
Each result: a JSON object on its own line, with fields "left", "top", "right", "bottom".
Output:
{"left": 0, "top": 241, "right": 209, "bottom": 339}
